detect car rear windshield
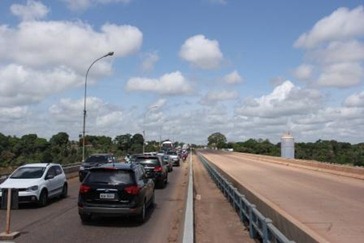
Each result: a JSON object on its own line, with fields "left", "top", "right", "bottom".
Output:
{"left": 85, "top": 170, "right": 134, "bottom": 185}
{"left": 135, "top": 158, "right": 160, "bottom": 166}
{"left": 10, "top": 167, "right": 45, "bottom": 179}
{"left": 85, "top": 155, "right": 109, "bottom": 163}
{"left": 167, "top": 151, "right": 177, "bottom": 155}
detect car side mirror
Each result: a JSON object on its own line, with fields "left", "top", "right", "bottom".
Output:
{"left": 46, "top": 174, "right": 55, "bottom": 180}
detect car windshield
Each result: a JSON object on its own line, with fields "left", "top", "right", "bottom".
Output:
{"left": 10, "top": 167, "right": 45, "bottom": 179}
{"left": 86, "top": 170, "right": 134, "bottom": 185}
{"left": 167, "top": 151, "right": 177, "bottom": 155}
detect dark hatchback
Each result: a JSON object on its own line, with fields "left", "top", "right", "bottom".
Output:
{"left": 78, "top": 163, "right": 155, "bottom": 224}
{"left": 79, "top": 153, "right": 116, "bottom": 182}
{"left": 134, "top": 155, "right": 168, "bottom": 188}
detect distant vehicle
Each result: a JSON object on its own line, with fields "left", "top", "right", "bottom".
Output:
{"left": 78, "top": 163, "right": 155, "bottom": 224}
{"left": 167, "top": 150, "right": 180, "bottom": 166}
{"left": 134, "top": 155, "right": 168, "bottom": 188}
{"left": 79, "top": 153, "right": 116, "bottom": 182}
{"left": 161, "top": 140, "right": 174, "bottom": 151}
{"left": 159, "top": 154, "right": 173, "bottom": 172}
{"left": 0, "top": 163, "right": 68, "bottom": 207}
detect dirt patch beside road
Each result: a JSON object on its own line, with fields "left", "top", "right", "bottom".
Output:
{"left": 192, "top": 154, "right": 254, "bottom": 243}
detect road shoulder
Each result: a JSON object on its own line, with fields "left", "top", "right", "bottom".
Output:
{"left": 192, "top": 154, "right": 253, "bottom": 243}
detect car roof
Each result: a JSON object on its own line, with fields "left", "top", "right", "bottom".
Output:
{"left": 19, "top": 163, "right": 59, "bottom": 168}
{"left": 90, "top": 163, "right": 137, "bottom": 171}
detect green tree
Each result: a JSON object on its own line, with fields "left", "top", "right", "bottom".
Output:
{"left": 207, "top": 132, "right": 227, "bottom": 149}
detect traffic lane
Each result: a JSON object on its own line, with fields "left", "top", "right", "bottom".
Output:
{"left": 7, "top": 163, "right": 188, "bottom": 243}
{"left": 199, "top": 150, "right": 364, "bottom": 243}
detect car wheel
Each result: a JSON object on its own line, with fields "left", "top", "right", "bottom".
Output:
{"left": 61, "top": 183, "right": 68, "bottom": 198}
{"left": 136, "top": 202, "right": 146, "bottom": 224}
{"left": 80, "top": 214, "right": 92, "bottom": 224}
{"left": 38, "top": 190, "right": 48, "bottom": 207}
{"left": 157, "top": 180, "right": 165, "bottom": 188}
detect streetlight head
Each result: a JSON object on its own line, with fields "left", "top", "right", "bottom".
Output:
{"left": 107, "top": 51, "right": 114, "bottom": 56}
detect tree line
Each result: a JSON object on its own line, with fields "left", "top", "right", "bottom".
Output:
{"left": 0, "top": 132, "right": 191, "bottom": 169}
{"left": 1, "top": 131, "right": 363, "bottom": 170}
{"left": 207, "top": 132, "right": 364, "bottom": 167}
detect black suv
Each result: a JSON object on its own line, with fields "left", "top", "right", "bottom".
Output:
{"left": 78, "top": 163, "right": 155, "bottom": 224}
{"left": 134, "top": 155, "right": 168, "bottom": 188}
{"left": 79, "top": 153, "right": 116, "bottom": 182}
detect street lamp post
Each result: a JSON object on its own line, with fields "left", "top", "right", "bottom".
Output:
{"left": 142, "top": 105, "right": 159, "bottom": 154}
{"left": 82, "top": 51, "right": 114, "bottom": 162}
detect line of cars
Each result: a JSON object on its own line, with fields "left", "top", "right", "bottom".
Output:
{"left": 77, "top": 151, "right": 183, "bottom": 224}
{"left": 0, "top": 150, "right": 187, "bottom": 225}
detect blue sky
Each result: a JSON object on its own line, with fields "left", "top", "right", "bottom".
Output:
{"left": 0, "top": 0, "right": 364, "bottom": 145}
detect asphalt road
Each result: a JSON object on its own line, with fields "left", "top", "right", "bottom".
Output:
{"left": 199, "top": 150, "right": 364, "bottom": 243}
{"left": 0, "top": 163, "right": 189, "bottom": 243}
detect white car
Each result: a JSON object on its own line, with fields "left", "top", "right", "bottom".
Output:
{"left": 0, "top": 163, "right": 68, "bottom": 207}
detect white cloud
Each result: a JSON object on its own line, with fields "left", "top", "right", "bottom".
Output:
{"left": 236, "top": 81, "right": 323, "bottom": 118}
{"left": 317, "top": 62, "right": 363, "bottom": 87}
{"left": 0, "top": 107, "right": 29, "bottom": 121}
{"left": 223, "top": 70, "right": 243, "bottom": 84}
{"left": 294, "top": 64, "right": 313, "bottom": 81}
{"left": 179, "top": 35, "right": 223, "bottom": 69}
{"left": 96, "top": 111, "right": 124, "bottom": 127}
{"left": 200, "top": 90, "right": 238, "bottom": 105}
{"left": 10, "top": 0, "right": 49, "bottom": 21}
{"left": 0, "top": 64, "right": 78, "bottom": 106}
{"left": 344, "top": 91, "right": 364, "bottom": 107}
{"left": 0, "top": 21, "right": 142, "bottom": 71}
{"left": 0, "top": 20, "right": 142, "bottom": 107}
{"left": 140, "top": 52, "right": 159, "bottom": 72}
{"left": 125, "top": 71, "right": 193, "bottom": 95}
{"left": 313, "top": 40, "right": 364, "bottom": 64}
{"left": 294, "top": 6, "right": 364, "bottom": 88}
{"left": 294, "top": 6, "right": 364, "bottom": 49}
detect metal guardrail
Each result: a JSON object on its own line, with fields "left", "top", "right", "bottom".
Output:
{"left": 198, "top": 153, "right": 295, "bottom": 243}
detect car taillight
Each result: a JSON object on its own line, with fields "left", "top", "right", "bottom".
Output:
{"left": 125, "top": 185, "right": 140, "bottom": 195}
{"left": 79, "top": 184, "right": 91, "bottom": 194}
{"left": 154, "top": 166, "right": 162, "bottom": 172}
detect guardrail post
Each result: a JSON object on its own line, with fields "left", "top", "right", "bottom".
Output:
{"left": 0, "top": 188, "right": 20, "bottom": 240}
{"left": 248, "top": 204, "right": 257, "bottom": 239}
{"left": 262, "top": 218, "right": 273, "bottom": 243}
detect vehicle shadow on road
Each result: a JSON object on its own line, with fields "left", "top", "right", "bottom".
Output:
{"left": 80, "top": 203, "right": 156, "bottom": 228}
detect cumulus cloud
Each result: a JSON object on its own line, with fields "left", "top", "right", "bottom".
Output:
{"left": 49, "top": 96, "right": 124, "bottom": 135}
{"left": 294, "top": 6, "right": 364, "bottom": 88}
{"left": 179, "top": 35, "right": 223, "bottom": 69}
{"left": 317, "top": 62, "right": 363, "bottom": 87}
{"left": 200, "top": 90, "right": 239, "bottom": 105}
{"left": 0, "top": 20, "right": 142, "bottom": 107}
{"left": 10, "top": 0, "right": 49, "bottom": 21}
{"left": 236, "top": 81, "right": 323, "bottom": 118}
{"left": 125, "top": 71, "right": 193, "bottom": 95}
{"left": 343, "top": 91, "right": 364, "bottom": 107}
{"left": 294, "top": 6, "right": 364, "bottom": 49}
{"left": 0, "top": 21, "right": 141, "bottom": 71}
{"left": 223, "top": 70, "right": 243, "bottom": 84}
{"left": 0, "top": 64, "right": 78, "bottom": 107}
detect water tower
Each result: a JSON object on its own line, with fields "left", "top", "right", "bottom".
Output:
{"left": 281, "top": 132, "right": 294, "bottom": 159}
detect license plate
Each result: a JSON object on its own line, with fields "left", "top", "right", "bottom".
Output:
{"left": 100, "top": 193, "right": 115, "bottom": 199}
